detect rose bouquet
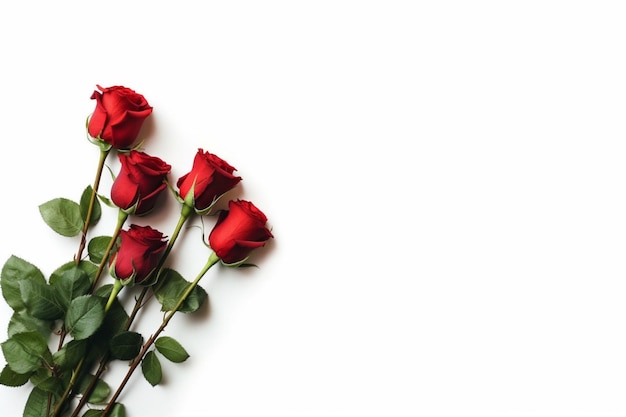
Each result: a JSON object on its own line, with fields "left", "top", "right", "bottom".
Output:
{"left": 0, "top": 85, "right": 273, "bottom": 417}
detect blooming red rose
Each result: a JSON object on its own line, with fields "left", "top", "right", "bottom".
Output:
{"left": 208, "top": 200, "right": 273, "bottom": 264}
{"left": 87, "top": 85, "right": 153, "bottom": 149}
{"left": 111, "top": 151, "right": 171, "bottom": 215}
{"left": 110, "top": 224, "right": 167, "bottom": 284}
{"left": 176, "top": 149, "right": 242, "bottom": 213}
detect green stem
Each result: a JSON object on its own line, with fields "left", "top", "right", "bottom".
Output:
{"left": 105, "top": 279, "right": 124, "bottom": 312}
{"left": 46, "top": 393, "right": 53, "bottom": 417}
{"left": 71, "top": 205, "right": 194, "bottom": 417}
{"left": 63, "top": 281, "right": 122, "bottom": 416}
{"left": 101, "top": 252, "right": 220, "bottom": 417}
{"left": 127, "top": 203, "right": 194, "bottom": 328}
{"left": 75, "top": 147, "right": 110, "bottom": 264}
{"left": 56, "top": 275, "right": 123, "bottom": 417}
{"left": 158, "top": 203, "right": 194, "bottom": 274}
{"left": 71, "top": 272, "right": 138, "bottom": 417}
{"left": 125, "top": 288, "right": 149, "bottom": 333}
{"left": 52, "top": 358, "right": 85, "bottom": 417}
{"left": 91, "top": 209, "right": 128, "bottom": 292}
{"left": 67, "top": 205, "right": 194, "bottom": 417}
{"left": 57, "top": 208, "right": 126, "bottom": 349}
{"left": 68, "top": 352, "right": 109, "bottom": 417}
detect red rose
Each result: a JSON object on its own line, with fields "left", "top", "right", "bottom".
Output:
{"left": 111, "top": 150, "right": 172, "bottom": 215}
{"left": 208, "top": 200, "right": 273, "bottom": 264}
{"left": 176, "top": 149, "right": 242, "bottom": 213}
{"left": 87, "top": 85, "right": 153, "bottom": 149}
{"left": 110, "top": 225, "right": 167, "bottom": 284}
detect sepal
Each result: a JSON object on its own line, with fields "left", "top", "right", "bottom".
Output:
{"left": 87, "top": 134, "right": 113, "bottom": 152}
{"left": 194, "top": 193, "right": 224, "bottom": 216}
{"left": 178, "top": 179, "right": 225, "bottom": 215}
{"left": 219, "top": 255, "right": 252, "bottom": 268}
{"left": 85, "top": 117, "right": 113, "bottom": 152}
{"left": 107, "top": 255, "right": 136, "bottom": 287}
{"left": 98, "top": 193, "right": 116, "bottom": 208}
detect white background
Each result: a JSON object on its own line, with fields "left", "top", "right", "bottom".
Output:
{"left": 1, "top": 1, "right": 625, "bottom": 416}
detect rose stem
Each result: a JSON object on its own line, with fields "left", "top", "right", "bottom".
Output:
{"left": 90, "top": 209, "right": 129, "bottom": 292}
{"left": 71, "top": 290, "right": 139, "bottom": 417}
{"left": 72, "top": 205, "right": 194, "bottom": 416}
{"left": 51, "top": 357, "right": 86, "bottom": 417}
{"left": 75, "top": 147, "right": 111, "bottom": 264}
{"left": 101, "top": 251, "right": 220, "bottom": 417}
{"left": 57, "top": 206, "right": 125, "bottom": 351}
{"left": 54, "top": 278, "right": 123, "bottom": 417}
{"left": 157, "top": 203, "right": 194, "bottom": 275}
{"left": 127, "top": 203, "right": 194, "bottom": 327}
{"left": 57, "top": 148, "right": 111, "bottom": 350}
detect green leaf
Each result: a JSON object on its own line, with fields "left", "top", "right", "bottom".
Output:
{"left": 0, "top": 363, "right": 32, "bottom": 387}
{"left": 50, "top": 267, "right": 91, "bottom": 310}
{"left": 50, "top": 261, "right": 98, "bottom": 287}
{"left": 53, "top": 339, "right": 87, "bottom": 370}
{"left": 23, "top": 386, "right": 54, "bottom": 417}
{"left": 1, "top": 255, "right": 46, "bottom": 311}
{"left": 20, "top": 280, "right": 64, "bottom": 320}
{"left": 109, "top": 331, "right": 143, "bottom": 361}
{"left": 65, "top": 295, "right": 105, "bottom": 340}
{"left": 8, "top": 311, "right": 52, "bottom": 339}
{"left": 29, "top": 367, "right": 51, "bottom": 386}
{"left": 80, "top": 185, "right": 102, "bottom": 225}
{"left": 141, "top": 351, "right": 162, "bottom": 386}
{"left": 154, "top": 269, "right": 208, "bottom": 313}
{"left": 30, "top": 367, "right": 63, "bottom": 396}
{"left": 1, "top": 331, "right": 51, "bottom": 374}
{"left": 78, "top": 373, "right": 110, "bottom": 404}
{"left": 39, "top": 197, "right": 84, "bottom": 237}
{"left": 109, "top": 403, "right": 125, "bottom": 417}
{"left": 93, "top": 284, "right": 114, "bottom": 299}
{"left": 155, "top": 336, "right": 189, "bottom": 363}
{"left": 81, "top": 404, "right": 124, "bottom": 417}
{"left": 88, "top": 236, "right": 113, "bottom": 264}
{"left": 86, "top": 286, "right": 130, "bottom": 362}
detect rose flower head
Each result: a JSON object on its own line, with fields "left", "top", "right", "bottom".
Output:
{"left": 111, "top": 150, "right": 172, "bottom": 216}
{"left": 87, "top": 85, "right": 153, "bottom": 149}
{"left": 176, "top": 148, "right": 242, "bottom": 214}
{"left": 109, "top": 224, "right": 167, "bottom": 285}
{"left": 208, "top": 200, "right": 273, "bottom": 265}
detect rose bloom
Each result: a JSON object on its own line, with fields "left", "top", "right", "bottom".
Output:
{"left": 177, "top": 149, "right": 242, "bottom": 212}
{"left": 209, "top": 200, "right": 273, "bottom": 264}
{"left": 87, "top": 85, "right": 153, "bottom": 149}
{"left": 110, "top": 225, "right": 167, "bottom": 284}
{"left": 111, "top": 150, "right": 171, "bottom": 215}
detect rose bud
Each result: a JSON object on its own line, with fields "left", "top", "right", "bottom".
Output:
{"left": 111, "top": 150, "right": 172, "bottom": 216}
{"left": 176, "top": 148, "right": 242, "bottom": 214}
{"left": 109, "top": 224, "right": 167, "bottom": 285}
{"left": 87, "top": 85, "right": 153, "bottom": 149}
{"left": 208, "top": 200, "right": 273, "bottom": 265}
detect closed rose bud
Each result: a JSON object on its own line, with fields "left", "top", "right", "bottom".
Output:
{"left": 110, "top": 224, "right": 167, "bottom": 285}
{"left": 88, "top": 85, "right": 153, "bottom": 149}
{"left": 208, "top": 200, "right": 273, "bottom": 264}
{"left": 111, "top": 150, "right": 172, "bottom": 216}
{"left": 176, "top": 149, "right": 242, "bottom": 213}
